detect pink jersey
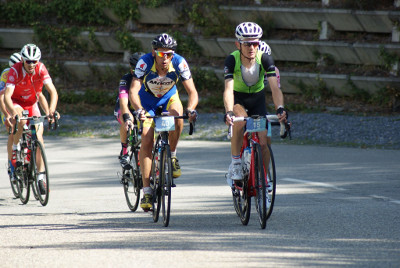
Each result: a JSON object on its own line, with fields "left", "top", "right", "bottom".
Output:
{"left": 6, "top": 61, "right": 52, "bottom": 106}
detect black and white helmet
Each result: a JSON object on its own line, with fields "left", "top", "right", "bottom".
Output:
{"left": 20, "top": 44, "right": 41, "bottom": 61}
{"left": 259, "top": 41, "right": 271, "bottom": 55}
{"left": 151, "top": 33, "right": 177, "bottom": 51}
{"left": 9, "top": 52, "right": 22, "bottom": 67}
{"left": 129, "top": 52, "right": 145, "bottom": 68}
{"left": 235, "top": 22, "right": 263, "bottom": 40}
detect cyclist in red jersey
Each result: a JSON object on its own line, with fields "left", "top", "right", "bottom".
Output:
{"left": 4, "top": 44, "right": 58, "bottom": 191}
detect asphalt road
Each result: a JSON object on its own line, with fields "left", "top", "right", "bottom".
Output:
{"left": 0, "top": 136, "right": 399, "bottom": 268}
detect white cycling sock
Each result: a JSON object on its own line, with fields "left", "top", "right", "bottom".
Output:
{"left": 171, "top": 151, "right": 176, "bottom": 158}
{"left": 231, "top": 154, "right": 241, "bottom": 165}
{"left": 143, "top": 186, "right": 152, "bottom": 195}
{"left": 12, "top": 143, "right": 20, "bottom": 151}
{"left": 37, "top": 173, "right": 45, "bottom": 181}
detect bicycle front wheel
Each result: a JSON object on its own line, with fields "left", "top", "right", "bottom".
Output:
{"left": 151, "top": 147, "right": 162, "bottom": 222}
{"left": 8, "top": 163, "right": 19, "bottom": 198}
{"left": 31, "top": 140, "right": 50, "bottom": 206}
{"left": 232, "top": 168, "right": 251, "bottom": 225}
{"left": 123, "top": 149, "right": 141, "bottom": 212}
{"left": 16, "top": 165, "right": 30, "bottom": 204}
{"left": 161, "top": 144, "right": 172, "bottom": 227}
{"left": 266, "top": 144, "right": 276, "bottom": 220}
{"left": 254, "top": 143, "right": 267, "bottom": 229}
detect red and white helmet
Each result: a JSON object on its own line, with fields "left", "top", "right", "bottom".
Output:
{"left": 235, "top": 22, "right": 263, "bottom": 40}
{"left": 20, "top": 44, "right": 41, "bottom": 61}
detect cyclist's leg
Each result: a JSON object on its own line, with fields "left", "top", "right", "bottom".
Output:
{"left": 139, "top": 117, "right": 155, "bottom": 209}
{"left": 166, "top": 92, "right": 183, "bottom": 152}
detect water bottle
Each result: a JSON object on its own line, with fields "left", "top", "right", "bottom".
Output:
{"left": 243, "top": 147, "right": 251, "bottom": 170}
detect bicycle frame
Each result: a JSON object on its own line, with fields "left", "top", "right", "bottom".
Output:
{"left": 240, "top": 132, "right": 265, "bottom": 197}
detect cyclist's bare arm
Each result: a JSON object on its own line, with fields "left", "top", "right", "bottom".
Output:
{"left": 223, "top": 78, "right": 235, "bottom": 126}
{"left": 38, "top": 92, "right": 49, "bottom": 115}
{"left": 4, "top": 85, "right": 17, "bottom": 120}
{"left": 181, "top": 78, "right": 198, "bottom": 111}
{"left": 128, "top": 77, "right": 146, "bottom": 120}
{"left": 43, "top": 81, "right": 58, "bottom": 121}
{"left": 267, "top": 76, "right": 286, "bottom": 122}
{"left": 181, "top": 78, "right": 198, "bottom": 122}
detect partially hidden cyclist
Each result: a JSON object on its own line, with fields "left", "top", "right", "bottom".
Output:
{"left": 4, "top": 44, "right": 59, "bottom": 194}
{"left": 114, "top": 52, "right": 145, "bottom": 169}
{"left": 1, "top": 52, "right": 50, "bottom": 182}
{"left": 129, "top": 33, "right": 199, "bottom": 210}
{"left": 223, "top": 22, "right": 288, "bottom": 186}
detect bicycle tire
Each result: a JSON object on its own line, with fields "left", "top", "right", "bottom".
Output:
{"left": 14, "top": 147, "right": 30, "bottom": 204}
{"left": 266, "top": 144, "right": 276, "bottom": 220}
{"left": 253, "top": 143, "right": 267, "bottom": 229}
{"left": 31, "top": 140, "right": 50, "bottom": 206}
{"left": 123, "top": 149, "right": 141, "bottom": 212}
{"left": 16, "top": 166, "right": 30, "bottom": 204}
{"left": 232, "top": 165, "right": 251, "bottom": 225}
{"left": 8, "top": 163, "right": 19, "bottom": 198}
{"left": 161, "top": 144, "right": 172, "bottom": 227}
{"left": 151, "top": 145, "right": 162, "bottom": 222}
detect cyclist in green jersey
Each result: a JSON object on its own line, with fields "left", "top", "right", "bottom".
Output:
{"left": 223, "top": 22, "right": 288, "bottom": 186}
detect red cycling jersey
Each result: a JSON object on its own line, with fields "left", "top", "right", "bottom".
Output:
{"left": 6, "top": 61, "right": 52, "bottom": 107}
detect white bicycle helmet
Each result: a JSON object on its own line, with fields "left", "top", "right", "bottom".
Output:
{"left": 20, "top": 44, "right": 41, "bottom": 61}
{"left": 235, "top": 22, "right": 263, "bottom": 40}
{"left": 9, "top": 52, "right": 22, "bottom": 67}
{"left": 259, "top": 41, "right": 271, "bottom": 55}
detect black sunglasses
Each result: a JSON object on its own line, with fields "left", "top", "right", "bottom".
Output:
{"left": 25, "top": 60, "right": 38, "bottom": 65}
{"left": 240, "top": 41, "right": 259, "bottom": 47}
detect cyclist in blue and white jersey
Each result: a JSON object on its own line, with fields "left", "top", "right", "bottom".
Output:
{"left": 223, "top": 22, "right": 288, "bottom": 186}
{"left": 129, "top": 33, "right": 198, "bottom": 210}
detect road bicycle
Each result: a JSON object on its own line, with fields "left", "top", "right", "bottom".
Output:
{"left": 147, "top": 109, "right": 195, "bottom": 227}
{"left": 10, "top": 110, "right": 58, "bottom": 206}
{"left": 119, "top": 117, "right": 142, "bottom": 212}
{"left": 228, "top": 114, "right": 290, "bottom": 229}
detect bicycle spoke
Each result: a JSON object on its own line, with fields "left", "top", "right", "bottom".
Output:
{"left": 161, "top": 145, "right": 172, "bottom": 227}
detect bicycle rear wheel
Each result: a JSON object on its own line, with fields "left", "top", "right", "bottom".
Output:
{"left": 161, "top": 144, "right": 172, "bottom": 227}
{"left": 253, "top": 143, "right": 267, "bottom": 229}
{"left": 31, "top": 140, "right": 50, "bottom": 206}
{"left": 266, "top": 144, "right": 276, "bottom": 220}
{"left": 151, "top": 146, "right": 162, "bottom": 222}
{"left": 123, "top": 149, "right": 141, "bottom": 212}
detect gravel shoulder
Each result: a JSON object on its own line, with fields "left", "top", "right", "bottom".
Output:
{"left": 11, "top": 112, "right": 398, "bottom": 150}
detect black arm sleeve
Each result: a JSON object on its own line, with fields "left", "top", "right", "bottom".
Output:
{"left": 224, "top": 55, "right": 236, "bottom": 80}
{"left": 261, "top": 53, "right": 276, "bottom": 78}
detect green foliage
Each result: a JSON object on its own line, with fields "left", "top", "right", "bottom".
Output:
{"left": 142, "top": 0, "right": 170, "bottom": 8}
{"left": 190, "top": 67, "right": 223, "bottom": 94}
{"left": 0, "top": 0, "right": 45, "bottom": 26}
{"left": 58, "top": 90, "right": 83, "bottom": 104}
{"left": 379, "top": 46, "right": 400, "bottom": 71}
{"left": 83, "top": 89, "right": 116, "bottom": 105}
{"left": 345, "top": 77, "right": 370, "bottom": 102}
{"left": 291, "top": 76, "right": 334, "bottom": 101}
{"left": 370, "top": 85, "right": 400, "bottom": 109}
{"left": 115, "top": 30, "right": 142, "bottom": 52}
{"left": 255, "top": 14, "right": 275, "bottom": 39}
{"left": 182, "top": 1, "right": 235, "bottom": 38}
{"left": 33, "top": 24, "right": 82, "bottom": 54}
{"left": 171, "top": 32, "right": 202, "bottom": 58}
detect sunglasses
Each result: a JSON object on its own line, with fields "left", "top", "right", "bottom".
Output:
{"left": 240, "top": 41, "right": 259, "bottom": 48}
{"left": 25, "top": 60, "right": 38, "bottom": 65}
{"left": 155, "top": 50, "right": 174, "bottom": 58}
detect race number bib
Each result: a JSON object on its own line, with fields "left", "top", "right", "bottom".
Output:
{"left": 246, "top": 118, "right": 266, "bottom": 133}
{"left": 155, "top": 116, "right": 175, "bottom": 132}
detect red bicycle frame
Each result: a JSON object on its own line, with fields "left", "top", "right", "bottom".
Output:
{"left": 239, "top": 132, "right": 268, "bottom": 197}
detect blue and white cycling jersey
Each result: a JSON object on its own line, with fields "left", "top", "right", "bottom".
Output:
{"left": 133, "top": 52, "right": 192, "bottom": 98}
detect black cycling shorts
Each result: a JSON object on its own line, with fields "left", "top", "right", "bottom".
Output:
{"left": 234, "top": 89, "right": 267, "bottom": 116}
